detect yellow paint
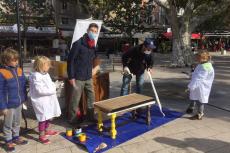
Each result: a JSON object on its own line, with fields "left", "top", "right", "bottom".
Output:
{"left": 97, "top": 110, "right": 103, "bottom": 132}
{"left": 110, "top": 113, "right": 117, "bottom": 139}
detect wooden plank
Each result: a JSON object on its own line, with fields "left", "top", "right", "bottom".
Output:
{"left": 107, "top": 101, "right": 155, "bottom": 116}
{"left": 94, "top": 93, "right": 154, "bottom": 113}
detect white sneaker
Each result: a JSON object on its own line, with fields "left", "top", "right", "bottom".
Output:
{"left": 198, "top": 113, "right": 204, "bottom": 120}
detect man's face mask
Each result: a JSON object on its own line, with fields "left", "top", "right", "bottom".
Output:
{"left": 144, "top": 50, "right": 151, "bottom": 55}
{"left": 88, "top": 27, "right": 98, "bottom": 40}
{"left": 88, "top": 31, "right": 97, "bottom": 40}
{"left": 144, "top": 48, "right": 152, "bottom": 55}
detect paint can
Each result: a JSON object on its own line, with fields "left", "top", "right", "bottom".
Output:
{"left": 78, "top": 133, "right": 86, "bottom": 142}
{"left": 66, "top": 128, "right": 73, "bottom": 137}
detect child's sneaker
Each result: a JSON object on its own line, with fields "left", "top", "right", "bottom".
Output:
{"left": 5, "top": 142, "right": 16, "bottom": 152}
{"left": 13, "top": 137, "right": 28, "bottom": 145}
{"left": 190, "top": 113, "right": 204, "bottom": 120}
{"left": 197, "top": 113, "right": 204, "bottom": 120}
{"left": 45, "top": 130, "right": 59, "bottom": 137}
{"left": 39, "top": 136, "right": 50, "bottom": 145}
{"left": 186, "top": 108, "right": 194, "bottom": 114}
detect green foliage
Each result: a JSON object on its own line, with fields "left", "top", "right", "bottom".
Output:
{"left": 159, "top": 41, "right": 171, "bottom": 53}
{"left": 89, "top": 0, "right": 151, "bottom": 37}
{"left": 196, "top": 8, "right": 230, "bottom": 32}
{"left": 88, "top": 0, "right": 110, "bottom": 19}
{"left": 0, "top": 0, "right": 55, "bottom": 27}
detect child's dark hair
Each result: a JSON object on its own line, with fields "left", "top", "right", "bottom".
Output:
{"left": 88, "top": 23, "right": 98, "bottom": 30}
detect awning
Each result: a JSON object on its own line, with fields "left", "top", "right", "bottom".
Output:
{"left": 162, "top": 32, "right": 201, "bottom": 39}
{"left": 203, "top": 32, "right": 230, "bottom": 37}
{"left": 0, "top": 32, "right": 57, "bottom": 38}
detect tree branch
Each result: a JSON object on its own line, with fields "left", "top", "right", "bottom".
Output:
{"left": 153, "top": 0, "right": 170, "bottom": 10}
{"left": 190, "top": 1, "right": 230, "bottom": 31}
{"left": 183, "top": 0, "right": 194, "bottom": 19}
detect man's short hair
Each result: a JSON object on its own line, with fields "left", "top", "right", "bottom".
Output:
{"left": 88, "top": 23, "right": 99, "bottom": 30}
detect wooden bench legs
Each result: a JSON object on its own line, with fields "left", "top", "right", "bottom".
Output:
{"left": 97, "top": 110, "right": 117, "bottom": 139}
{"left": 110, "top": 114, "right": 117, "bottom": 139}
{"left": 146, "top": 105, "right": 151, "bottom": 125}
{"left": 132, "top": 106, "right": 151, "bottom": 125}
{"left": 97, "top": 105, "right": 151, "bottom": 139}
{"left": 97, "top": 110, "right": 103, "bottom": 132}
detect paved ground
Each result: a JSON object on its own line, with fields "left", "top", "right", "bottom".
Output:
{"left": 0, "top": 52, "right": 230, "bottom": 153}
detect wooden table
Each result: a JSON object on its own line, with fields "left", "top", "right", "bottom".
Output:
{"left": 94, "top": 93, "right": 155, "bottom": 139}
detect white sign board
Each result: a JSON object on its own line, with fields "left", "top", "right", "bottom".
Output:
{"left": 71, "top": 19, "right": 102, "bottom": 48}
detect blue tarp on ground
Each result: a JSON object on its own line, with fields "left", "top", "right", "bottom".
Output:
{"left": 62, "top": 106, "right": 183, "bottom": 153}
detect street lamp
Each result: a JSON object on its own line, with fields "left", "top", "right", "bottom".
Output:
{"left": 16, "top": 0, "right": 28, "bottom": 131}
{"left": 16, "top": 0, "right": 22, "bottom": 67}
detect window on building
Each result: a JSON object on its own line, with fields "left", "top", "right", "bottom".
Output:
{"left": 62, "top": 1, "right": 67, "bottom": 10}
{"left": 61, "top": 17, "right": 69, "bottom": 24}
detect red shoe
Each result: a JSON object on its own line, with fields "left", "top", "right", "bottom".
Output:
{"left": 39, "top": 136, "right": 50, "bottom": 145}
{"left": 45, "top": 130, "right": 59, "bottom": 137}
{"left": 5, "top": 142, "right": 16, "bottom": 152}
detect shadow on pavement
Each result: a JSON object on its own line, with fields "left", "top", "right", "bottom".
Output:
{"left": 154, "top": 137, "right": 229, "bottom": 152}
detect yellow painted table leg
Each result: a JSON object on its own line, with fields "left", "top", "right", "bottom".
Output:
{"left": 97, "top": 110, "right": 103, "bottom": 132}
{"left": 110, "top": 114, "right": 117, "bottom": 139}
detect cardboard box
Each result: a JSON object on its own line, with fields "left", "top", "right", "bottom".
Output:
{"left": 49, "top": 61, "right": 67, "bottom": 78}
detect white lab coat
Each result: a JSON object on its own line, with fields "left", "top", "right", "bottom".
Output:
{"left": 29, "top": 72, "right": 61, "bottom": 122}
{"left": 188, "top": 62, "right": 214, "bottom": 104}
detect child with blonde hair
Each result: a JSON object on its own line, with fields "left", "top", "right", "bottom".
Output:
{"left": 29, "top": 56, "right": 61, "bottom": 144}
{"left": 0, "top": 48, "right": 28, "bottom": 152}
{"left": 186, "top": 51, "right": 214, "bottom": 120}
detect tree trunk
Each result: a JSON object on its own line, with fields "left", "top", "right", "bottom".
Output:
{"left": 170, "top": 2, "right": 185, "bottom": 67}
{"left": 171, "top": 26, "right": 193, "bottom": 66}
{"left": 181, "top": 22, "right": 193, "bottom": 66}
{"left": 170, "top": 2, "right": 193, "bottom": 67}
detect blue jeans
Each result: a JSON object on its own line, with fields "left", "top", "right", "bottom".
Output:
{"left": 120, "top": 73, "right": 145, "bottom": 96}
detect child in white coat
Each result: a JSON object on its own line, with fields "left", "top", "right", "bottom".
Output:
{"left": 186, "top": 51, "right": 214, "bottom": 120}
{"left": 29, "top": 56, "right": 61, "bottom": 144}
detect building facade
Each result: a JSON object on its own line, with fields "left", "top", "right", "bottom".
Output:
{"left": 51, "top": 0, "right": 90, "bottom": 37}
